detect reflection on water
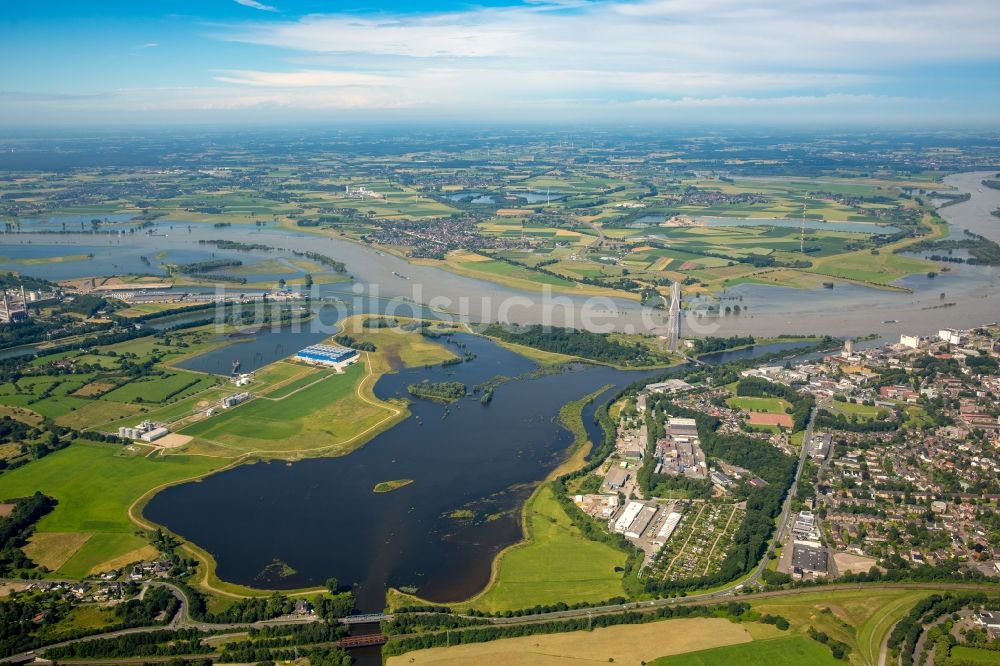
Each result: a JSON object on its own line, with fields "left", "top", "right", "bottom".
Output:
{"left": 145, "top": 334, "right": 662, "bottom": 611}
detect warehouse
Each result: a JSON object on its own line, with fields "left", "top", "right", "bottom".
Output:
{"left": 612, "top": 501, "right": 645, "bottom": 534}
{"left": 294, "top": 343, "right": 359, "bottom": 371}
{"left": 791, "top": 540, "right": 829, "bottom": 576}
{"left": 625, "top": 505, "right": 658, "bottom": 539}
{"left": 654, "top": 511, "right": 683, "bottom": 545}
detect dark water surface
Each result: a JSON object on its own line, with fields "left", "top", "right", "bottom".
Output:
{"left": 145, "top": 334, "right": 662, "bottom": 611}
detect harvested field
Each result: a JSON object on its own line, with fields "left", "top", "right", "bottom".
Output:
{"left": 386, "top": 617, "right": 754, "bottom": 666}
{"left": 23, "top": 532, "right": 93, "bottom": 570}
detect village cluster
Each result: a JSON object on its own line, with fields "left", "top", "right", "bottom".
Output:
{"left": 575, "top": 325, "right": 1000, "bottom": 585}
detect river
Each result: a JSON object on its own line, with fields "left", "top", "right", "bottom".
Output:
{"left": 2, "top": 172, "right": 998, "bottom": 341}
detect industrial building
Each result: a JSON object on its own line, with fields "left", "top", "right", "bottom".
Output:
{"left": 294, "top": 343, "right": 359, "bottom": 371}
{"left": 792, "top": 510, "right": 818, "bottom": 539}
{"left": 810, "top": 432, "right": 832, "bottom": 461}
{"left": 625, "top": 505, "right": 658, "bottom": 539}
{"left": 645, "top": 379, "right": 693, "bottom": 395}
{"left": 613, "top": 501, "right": 645, "bottom": 534}
{"left": 221, "top": 392, "right": 251, "bottom": 409}
{"left": 0, "top": 287, "right": 30, "bottom": 324}
{"left": 652, "top": 511, "right": 683, "bottom": 546}
{"left": 118, "top": 420, "right": 168, "bottom": 443}
{"left": 791, "top": 540, "right": 829, "bottom": 576}
{"left": 601, "top": 466, "right": 631, "bottom": 493}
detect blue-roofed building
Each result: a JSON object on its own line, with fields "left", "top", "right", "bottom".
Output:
{"left": 294, "top": 343, "right": 359, "bottom": 371}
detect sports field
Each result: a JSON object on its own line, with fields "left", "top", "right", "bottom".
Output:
{"left": 727, "top": 396, "right": 791, "bottom": 414}
{"left": 0, "top": 441, "right": 222, "bottom": 576}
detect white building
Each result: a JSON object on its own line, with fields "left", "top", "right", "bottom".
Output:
{"left": 900, "top": 335, "right": 921, "bottom": 349}
{"left": 613, "top": 501, "right": 644, "bottom": 534}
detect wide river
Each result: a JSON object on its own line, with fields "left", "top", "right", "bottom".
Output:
{"left": 2, "top": 172, "right": 998, "bottom": 339}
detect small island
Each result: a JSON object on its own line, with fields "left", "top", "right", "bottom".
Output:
{"left": 374, "top": 479, "right": 414, "bottom": 493}
{"left": 406, "top": 380, "right": 467, "bottom": 403}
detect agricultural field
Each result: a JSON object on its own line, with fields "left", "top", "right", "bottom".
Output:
{"left": 651, "top": 635, "right": 840, "bottom": 666}
{"left": 386, "top": 617, "right": 762, "bottom": 666}
{"left": 0, "top": 440, "right": 222, "bottom": 576}
{"left": 648, "top": 502, "right": 745, "bottom": 582}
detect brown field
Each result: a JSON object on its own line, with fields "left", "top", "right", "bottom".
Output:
{"left": 0, "top": 503, "right": 14, "bottom": 518}
{"left": 23, "top": 532, "right": 94, "bottom": 570}
{"left": 748, "top": 412, "right": 793, "bottom": 428}
{"left": 385, "top": 617, "right": 756, "bottom": 666}
{"left": 72, "top": 381, "right": 119, "bottom": 397}
{"left": 0, "top": 405, "right": 43, "bottom": 426}
{"left": 89, "top": 544, "right": 159, "bottom": 575}
{"left": 152, "top": 433, "right": 193, "bottom": 449}
{"left": 833, "top": 552, "right": 878, "bottom": 574}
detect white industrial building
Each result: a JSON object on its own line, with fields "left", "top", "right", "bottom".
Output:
{"left": 612, "top": 501, "right": 645, "bottom": 534}
{"left": 652, "top": 511, "right": 683, "bottom": 546}
{"left": 221, "top": 392, "right": 251, "bottom": 409}
{"left": 118, "top": 420, "right": 168, "bottom": 443}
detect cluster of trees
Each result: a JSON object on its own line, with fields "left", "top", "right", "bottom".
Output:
{"left": 888, "top": 593, "right": 988, "bottom": 666}
{"left": 0, "top": 590, "right": 67, "bottom": 657}
{"left": 386, "top": 601, "right": 752, "bottom": 657}
{"left": 218, "top": 623, "right": 350, "bottom": 664}
{"left": 61, "top": 294, "right": 113, "bottom": 317}
{"left": 221, "top": 644, "right": 351, "bottom": 665}
{"left": 333, "top": 334, "right": 375, "bottom": 352}
{"left": 291, "top": 250, "right": 347, "bottom": 273}
{"left": 45, "top": 629, "right": 205, "bottom": 660}
{"left": 407, "top": 380, "right": 467, "bottom": 403}
{"left": 736, "top": 376, "right": 814, "bottom": 431}
{"left": 482, "top": 324, "right": 666, "bottom": 366}
{"left": 383, "top": 612, "right": 491, "bottom": 635}
{"left": 172, "top": 581, "right": 354, "bottom": 625}
{"left": 691, "top": 335, "right": 755, "bottom": 355}
{"left": 363, "top": 317, "right": 399, "bottom": 328}
{"left": 639, "top": 399, "right": 796, "bottom": 594}
{"left": 904, "top": 232, "right": 1000, "bottom": 266}
{"left": 113, "top": 586, "right": 180, "bottom": 626}
{"left": 814, "top": 409, "right": 897, "bottom": 432}
{"left": 0, "top": 493, "right": 56, "bottom": 575}
{"left": 809, "top": 624, "right": 850, "bottom": 660}
{"left": 173, "top": 259, "right": 243, "bottom": 275}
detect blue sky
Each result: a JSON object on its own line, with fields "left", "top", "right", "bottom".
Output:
{"left": 2, "top": 0, "right": 999, "bottom": 126}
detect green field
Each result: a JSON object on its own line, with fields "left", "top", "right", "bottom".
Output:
{"left": 179, "top": 359, "right": 399, "bottom": 456}
{"left": 727, "top": 396, "right": 791, "bottom": 414}
{"left": 753, "top": 588, "right": 928, "bottom": 666}
{"left": 650, "top": 635, "right": 839, "bottom": 666}
{"left": 0, "top": 441, "right": 222, "bottom": 575}
{"left": 831, "top": 401, "right": 887, "bottom": 421}
{"left": 949, "top": 646, "right": 1000, "bottom": 663}
{"left": 101, "top": 371, "right": 217, "bottom": 404}
{"left": 457, "top": 484, "right": 627, "bottom": 612}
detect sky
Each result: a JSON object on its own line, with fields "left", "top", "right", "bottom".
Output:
{"left": 1, "top": 0, "right": 999, "bottom": 126}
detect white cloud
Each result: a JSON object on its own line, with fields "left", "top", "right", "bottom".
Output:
{"left": 234, "top": 0, "right": 277, "bottom": 12}
{"left": 137, "top": 42, "right": 158, "bottom": 49}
